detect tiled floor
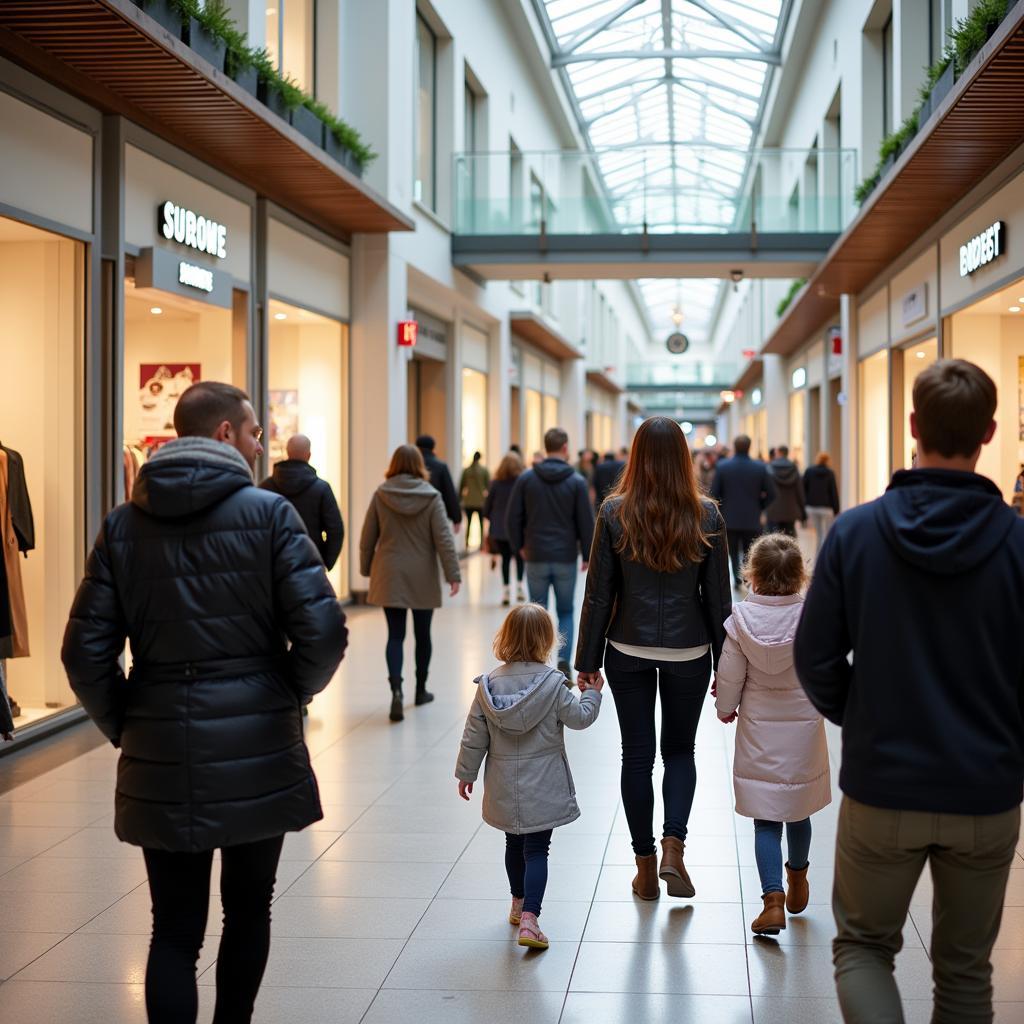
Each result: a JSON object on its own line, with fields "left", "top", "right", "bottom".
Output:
{"left": 0, "top": 552, "right": 1022, "bottom": 1023}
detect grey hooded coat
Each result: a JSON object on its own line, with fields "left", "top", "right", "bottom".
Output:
{"left": 360, "top": 475, "right": 461, "bottom": 609}
{"left": 455, "top": 663, "right": 601, "bottom": 834}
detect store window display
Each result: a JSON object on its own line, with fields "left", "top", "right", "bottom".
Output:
{"left": 951, "top": 280, "right": 1024, "bottom": 503}
{"left": 0, "top": 215, "right": 84, "bottom": 729}
{"left": 789, "top": 388, "right": 806, "bottom": 468}
{"left": 898, "top": 339, "right": 938, "bottom": 469}
{"left": 859, "top": 349, "right": 890, "bottom": 502}
{"left": 267, "top": 298, "right": 350, "bottom": 599}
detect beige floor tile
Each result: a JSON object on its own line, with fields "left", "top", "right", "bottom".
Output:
{"left": 742, "top": 901, "right": 923, "bottom": 949}
{"left": 78, "top": 889, "right": 222, "bottom": 937}
{"left": 0, "top": 980, "right": 148, "bottom": 1024}
{"left": 593, "top": 864, "right": 743, "bottom": 903}
{"left": 568, "top": 940, "right": 749, "bottom": 995}
{"left": 323, "top": 830, "right": 473, "bottom": 863}
{"left": 458, "top": 829, "right": 609, "bottom": 866}
{"left": 269, "top": 896, "right": 430, "bottom": 938}
{"left": 0, "top": 802, "right": 110, "bottom": 829}
{"left": 0, "top": 826, "right": 81, "bottom": 859}
{"left": 437, "top": 860, "right": 601, "bottom": 901}
{"left": 562, "top": 992, "right": 753, "bottom": 1023}
{"left": 346, "top": 802, "right": 484, "bottom": 835}
{"left": 36, "top": 828, "right": 144, "bottom": 860}
{"left": 583, "top": 900, "right": 747, "bottom": 944}
{"left": 0, "top": 932, "right": 69, "bottom": 981}
{"left": 362, "top": 989, "right": 565, "bottom": 1024}
{"left": 198, "top": 985, "right": 378, "bottom": 1024}
{"left": 279, "top": 829, "right": 343, "bottom": 861}
{"left": 283, "top": 859, "right": 452, "bottom": 900}
{"left": 0, "top": 856, "right": 148, "bottom": 895}
{"left": 382, "top": 937, "right": 578, "bottom": 992}
{"left": 0, "top": 891, "right": 124, "bottom": 933}
{"left": 412, "top": 898, "right": 591, "bottom": 942}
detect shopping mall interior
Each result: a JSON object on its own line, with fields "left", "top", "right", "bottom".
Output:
{"left": 0, "top": 1, "right": 1022, "bottom": 1022}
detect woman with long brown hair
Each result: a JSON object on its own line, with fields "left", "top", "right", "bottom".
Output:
{"left": 576, "top": 416, "right": 730, "bottom": 901}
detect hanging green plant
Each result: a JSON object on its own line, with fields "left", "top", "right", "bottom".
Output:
{"left": 775, "top": 278, "right": 807, "bottom": 319}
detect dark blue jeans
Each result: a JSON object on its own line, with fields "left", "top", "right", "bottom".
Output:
{"left": 526, "top": 561, "right": 577, "bottom": 663}
{"left": 505, "top": 830, "right": 553, "bottom": 916}
{"left": 754, "top": 817, "right": 812, "bottom": 895}
{"left": 604, "top": 644, "right": 712, "bottom": 857}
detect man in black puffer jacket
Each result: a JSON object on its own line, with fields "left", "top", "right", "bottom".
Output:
{"left": 260, "top": 433, "right": 345, "bottom": 570}
{"left": 62, "top": 382, "right": 347, "bottom": 1023}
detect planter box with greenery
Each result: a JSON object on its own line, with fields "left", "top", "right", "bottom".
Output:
{"left": 224, "top": 51, "right": 258, "bottom": 97}
{"left": 290, "top": 104, "right": 325, "bottom": 147}
{"left": 182, "top": 17, "right": 225, "bottom": 70}
{"left": 135, "top": 0, "right": 183, "bottom": 37}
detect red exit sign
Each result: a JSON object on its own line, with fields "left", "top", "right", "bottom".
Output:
{"left": 397, "top": 320, "right": 418, "bottom": 347}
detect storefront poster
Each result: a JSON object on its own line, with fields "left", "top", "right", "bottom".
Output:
{"left": 269, "top": 389, "right": 300, "bottom": 464}
{"left": 138, "top": 364, "right": 201, "bottom": 439}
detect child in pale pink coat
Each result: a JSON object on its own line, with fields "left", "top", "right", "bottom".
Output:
{"left": 715, "top": 534, "right": 831, "bottom": 936}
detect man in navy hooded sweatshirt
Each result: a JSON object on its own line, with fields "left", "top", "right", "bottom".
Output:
{"left": 795, "top": 359, "right": 1024, "bottom": 1024}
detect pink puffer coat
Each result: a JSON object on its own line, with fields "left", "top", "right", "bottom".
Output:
{"left": 715, "top": 593, "right": 831, "bottom": 822}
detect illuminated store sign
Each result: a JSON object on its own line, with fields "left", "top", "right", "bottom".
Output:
{"left": 178, "top": 261, "right": 214, "bottom": 293}
{"left": 159, "top": 201, "right": 228, "bottom": 260}
{"left": 959, "top": 221, "right": 1004, "bottom": 277}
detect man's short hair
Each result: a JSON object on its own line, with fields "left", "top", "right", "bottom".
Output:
{"left": 777, "top": 445, "right": 789, "bottom": 457}
{"left": 913, "top": 359, "right": 997, "bottom": 458}
{"left": 174, "top": 382, "right": 250, "bottom": 438}
{"left": 415, "top": 434, "right": 436, "bottom": 451}
{"left": 544, "top": 427, "right": 569, "bottom": 453}
{"left": 734, "top": 435, "right": 751, "bottom": 455}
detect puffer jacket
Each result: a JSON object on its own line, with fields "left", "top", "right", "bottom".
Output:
{"left": 61, "top": 437, "right": 348, "bottom": 852}
{"left": 260, "top": 459, "right": 344, "bottom": 570}
{"left": 360, "top": 475, "right": 461, "bottom": 609}
{"left": 716, "top": 594, "right": 831, "bottom": 822}
{"left": 455, "top": 662, "right": 601, "bottom": 833}
{"left": 575, "top": 497, "right": 731, "bottom": 672}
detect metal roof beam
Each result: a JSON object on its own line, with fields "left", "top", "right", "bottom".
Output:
{"left": 554, "top": 49, "right": 781, "bottom": 66}
{"left": 561, "top": 0, "right": 646, "bottom": 55}
{"left": 686, "top": 0, "right": 776, "bottom": 54}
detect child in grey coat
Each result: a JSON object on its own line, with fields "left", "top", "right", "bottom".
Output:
{"left": 456, "top": 604, "right": 602, "bottom": 949}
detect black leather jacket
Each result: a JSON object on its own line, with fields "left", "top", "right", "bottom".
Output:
{"left": 575, "top": 497, "right": 731, "bottom": 672}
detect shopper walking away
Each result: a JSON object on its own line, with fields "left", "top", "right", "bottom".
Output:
{"left": 592, "top": 451, "right": 626, "bottom": 511}
{"left": 711, "top": 435, "right": 776, "bottom": 586}
{"left": 802, "top": 451, "right": 840, "bottom": 558}
{"left": 259, "top": 433, "right": 345, "bottom": 571}
{"left": 459, "top": 450, "right": 490, "bottom": 550}
{"left": 455, "top": 604, "right": 601, "bottom": 950}
{"left": 694, "top": 448, "right": 718, "bottom": 495}
{"left": 507, "top": 428, "right": 594, "bottom": 681}
{"left": 483, "top": 451, "right": 526, "bottom": 606}
{"left": 714, "top": 534, "right": 830, "bottom": 936}
{"left": 765, "top": 446, "right": 805, "bottom": 537}
{"left": 576, "top": 416, "right": 731, "bottom": 901}
{"left": 795, "top": 359, "right": 1024, "bottom": 1024}
{"left": 361, "top": 444, "right": 461, "bottom": 722}
{"left": 416, "top": 434, "right": 462, "bottom": 532}
{"left": 62, "top": 382, "right": 348, "bottom": 1024}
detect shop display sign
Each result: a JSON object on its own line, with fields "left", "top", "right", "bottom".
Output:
{"left": 791, "top": 367, "right": 806, "bottom": 389}
{"left": 397, "top": 320, "right": 418, "bottom": 347}
{"left": 159, "top": 200, "right": 228, "bottom": 260}
{"left": 178, "top": 260, "right": 214, "bottom": 293}
{"left": 901, "top": 284, "right": 928, "bottom": 327}
{"left": 959, "top": 221, "right": 1004, "bottom": 277}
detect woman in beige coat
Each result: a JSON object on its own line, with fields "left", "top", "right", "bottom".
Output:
{"left": 714, "top": 534, "right": 831, "bottom": 936}
{"left": 360, "top": 445, "right": 461, "bottom": 722}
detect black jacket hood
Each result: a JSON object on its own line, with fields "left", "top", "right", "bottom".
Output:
{"left": 876, "top": 469, "right": 1016, "bottom": 574}
{"left": 769, "top": 458, "right": 800, "bottom": 486}
{"left": 268, "top": 459, "right": 319, "bottom": 498}
{"left": 133, "top": 437, "right": 252, "bottom": 519}
{"left": 534, "top": 458, "right": 576, "bottom": 484}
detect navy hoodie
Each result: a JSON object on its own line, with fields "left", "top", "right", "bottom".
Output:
{"left": 795, "top": 469, "right": 1024, "bottom": 815}
{"left": 507, "top": 459, "right": 595, "bottom": 563}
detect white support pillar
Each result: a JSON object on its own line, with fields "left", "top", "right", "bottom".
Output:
{"left": 763, "top": 353, "right": 788, "bottom": 454}
{"left": 894, "top": 0, "right": 931, "bottom": 124}
{"left": 560, "top": 359, "right": 586, "bottom": 456}
{"left": 487, "top": 318, "right": 511, "bottom": 467}
{"left": 349, "top": 234, "right": 408, "bottom": 597}
{"left": 840, "top": 294, "right": 859, "bottom": 510}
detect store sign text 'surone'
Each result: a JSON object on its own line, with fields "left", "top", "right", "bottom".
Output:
{"left": 159, "top": 201, "right": 227, "bottom": 260}
{"left": 959, "top": 221, "right": 1004, "bottom": 277}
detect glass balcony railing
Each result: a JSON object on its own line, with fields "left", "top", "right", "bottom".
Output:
{"left": 454, "top": 146, "right": 858, "bottom": 237}
{"left": 626, "top": 361, "right": 738, "bottom": 388}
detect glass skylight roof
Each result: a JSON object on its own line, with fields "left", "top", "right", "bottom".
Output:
{"left": 533, "top": 0, "right": 791, "bottom": 346}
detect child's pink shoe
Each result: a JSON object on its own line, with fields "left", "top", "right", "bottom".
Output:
{"left": 517, "top": 911, "right": 548, "bottom": 950}
{"left": 509, "top": 898, "right": 524, "bottom": 925}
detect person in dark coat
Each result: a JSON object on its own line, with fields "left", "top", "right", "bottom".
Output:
{"left": 794, "top": 359, "right": 1024, "bottom": 1023}
{"left": 61, "top": 382, "right": 348, "bottom": 1024}
{"left": 483, "top": 450, "right": 526, "bottom": 605}
{"left": 765, "top": 445, "right": 805, "bottom": 537}
{"left": 416, "top": 434, "right": 462, "bottom": 532}
{"left": 711, "top": 435, "right": 776, "bottom": 586}
{"left": 259, "top": 433, "right": 344, "bottom": 571}
{"left": 592, "top": 452, "right": 625, "bottom": 511}
{"left": 802, "top": 451, "right": 840, "bottom": 556}
{"left": 507, "top": 427, "right": 594, "bottom": 679}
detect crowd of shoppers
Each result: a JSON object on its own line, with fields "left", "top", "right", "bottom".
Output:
{"left": 56, "top": 357, "right": 1023, "bottom": 1024}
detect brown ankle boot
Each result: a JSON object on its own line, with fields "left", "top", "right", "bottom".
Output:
{"left": 751, "top": 892, "right": 786, "bottom": 935}
{"left": 631, "top": 853, "right": 660, "bottom": 900}
{"left": 785, "top": 862, "right": 810, "bottom": 914}
{"left": 659, "top": 837, "right": 695, "bottom": 898}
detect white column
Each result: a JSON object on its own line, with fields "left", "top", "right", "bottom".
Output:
{"left": 488, "top": 318, "right": 511, "bottom": 465}
{"left": 349, "top": 233, "right": 408, "bottom": 596}
{"left": 840, "top": 294, "right": 859, "bottom": 510}
{"left": 559, "top": 359, "right": 586, "bottom": 455}
{"left": 894, "top": 0, "right": 931, "bottom": 124}
{"left": 763, "top": 353, "right": 788, "bottom": 454}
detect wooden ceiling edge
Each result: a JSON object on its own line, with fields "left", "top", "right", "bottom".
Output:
{"left": 586, "top": 369, "right": 625, "bottom": 395}
{"left": 510, "top": 313, "right": 583, "bottom": 361}
{"left": 733, "top": 358, "right": 764, "bottom": 392}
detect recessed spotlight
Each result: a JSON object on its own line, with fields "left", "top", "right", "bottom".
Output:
{"left": 274, "top": 312, "right": 288, "bottom": 320}
{"left": 1010, "top": 306, "right": 1021, "bottom": 313}
{"left": 704, "top": 434, "right": 718, "bottom": 447}
{"left": 915, "top": 351, "right": 926, "bottom": 359}
{"left": 150, "top": 306, "right": 162, "bottom": 315}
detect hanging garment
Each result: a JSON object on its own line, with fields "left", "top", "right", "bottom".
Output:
{"left": 123, "top": 444, "right": 142, "bottom": 501}
{"left": 0, "top": 450, "right": 29, "bottom": 658}
{"left": 0, "top": 444, "right": 34, "bottom": 554}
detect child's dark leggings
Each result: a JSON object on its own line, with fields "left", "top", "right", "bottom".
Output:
{"left": 504, "top": 830, "right": 553, "bottom": 916}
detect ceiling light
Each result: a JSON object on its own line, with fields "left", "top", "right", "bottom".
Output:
{"left": 150, "top": 306, "right": 162, "bottom": 315}
{"left": 704, "top": 434, "right": 718, "bottom": 447}
{"left": 681, "top": 421, "right": 693, "bottom": 434}
{"left": 1010, "top": 306, "right": 1021, "bottom": 313}
{"left": 915, "top": 351, "right": 926, "bottom": 358}
{"left": 274, "top": 312, "right": 288, "bottom": 320}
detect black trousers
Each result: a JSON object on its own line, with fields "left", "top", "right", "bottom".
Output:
{"left": 726, "top": 528, "right": 760, "bottom": 583}
{"left": 493, "top": 538, "right": 524, "bottom": 585}
{"left": 463, "top": 507, "right": 485, "bottom": 546}
{"left": 383, "top": 606, "right": 434, "bottom": 681}
{"left": 604, "top": 645, "right": 712, "bottom": 857}
{"left": 142, "top": 834, "right": 285, "bottom": 1024}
